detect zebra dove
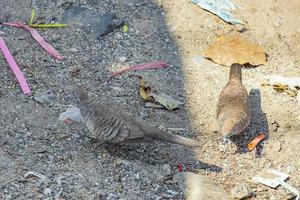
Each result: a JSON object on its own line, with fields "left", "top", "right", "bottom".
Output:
{"left": 216, "top": 64, "right": 251, "bottom": 142}
{"left": 72, "top": 86, "right": 201, "bottom": 148}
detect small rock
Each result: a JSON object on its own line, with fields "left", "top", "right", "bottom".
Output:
{"left": 270, "top": 121, "right": 279, "bottom": 132}
{"left": 161, "top": 164, "right": 171, "bottom": 176}
{"left": 271, "top": 140, "right": 282, "bottom": 152}
{"left": 297, "top": 92, "right": 300, "bottom": 103}
{"left": 166, "top": 189, "right": 179, "bottom": 196}
{"left": 107, "top": 193, "right": 118, "bottom": 200}
{"left": 69, "top": 47, "right": 79, "bottom": 53}
{"left": 43, "top": 188, "right": 52, "bottom": 196}
{"left": 173, "top": 172, "right": 230, "bottom": 200}
{"left": 118, "top": 56, "right": 127, "bottom": 63}
{"left": 112, "top": 86, "right": 123, "bottom": 92}
{"left": 231, "top": 183, "right": 252, "bottom": 199}
{"left": 135, "top": 172, "right": 140, "bottom": 180}
{"left": 34, "top": 90, "right": 57, "bottom": 105}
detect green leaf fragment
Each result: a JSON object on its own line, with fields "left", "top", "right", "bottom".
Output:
{"left": 122, "top": 24, "right": 128, "bottom": 33}
{"left": 28, "top": 9, "right": 68, "bottom": 28}
{"left": 152, "top": 93, "right": 183, "bottom": 110}
{"left": 29, "top": 9, "right": 36, "bottom": 25}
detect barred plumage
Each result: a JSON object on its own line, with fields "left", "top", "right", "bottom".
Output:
{"left": 73, "top": 87, "right": 201, "bottom": 148}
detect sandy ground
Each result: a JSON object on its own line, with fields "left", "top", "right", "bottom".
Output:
{"left": 0, "top": 0, "right": 299, "bottom": 199}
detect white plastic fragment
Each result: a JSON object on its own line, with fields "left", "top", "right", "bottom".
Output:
{"left": 265, "top": 75, "right": 300, "bottom": 87}
{"left": 192, "top": 0, "right": 243, "bottom": 24}
{"left": 252, "top": 169, "right": 299, "bottom": 200}
{"left": 58, "top": 105, "right": 82, "bottom": 124}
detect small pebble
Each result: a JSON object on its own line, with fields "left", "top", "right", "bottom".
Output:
{"left": 231, "top": 183, "right": 252, "bottom": 199}
{"left": 161, "top": 164, "right": 171, "bottom": 176}
{"left": 118, "top": 56, "right": 127, "bottom": 63}
{"left": 69, "top": 47, "right": 79, "bottom": 53}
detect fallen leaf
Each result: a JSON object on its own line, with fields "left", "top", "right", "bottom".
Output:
{"left": 138, "top": 76, "right": 154, "bottom": 102}
{"left": 34, "top": 90, "right": 57, "bottom": 105}
{"left": 261, "top": 83, "right": 298, "bottom": 97}
{"left": 152, "top": 93, "right": 183, "bottom": 111}
{"left": 203, "top": 33, "right": 266, "bottom": 66}
{"left": 132, "top": 75, "right": 183, "bottom": 110}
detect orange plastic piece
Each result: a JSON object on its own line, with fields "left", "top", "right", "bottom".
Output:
{"left": 248, "top": 133, "right": 266, "bottom": 151}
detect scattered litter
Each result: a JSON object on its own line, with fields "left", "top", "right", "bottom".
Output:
{"left": 58, "top": 105, "right": 82, "bottom": 124}
{"left": 262, "top": 83, "right": 298, "bottom": 97}
{"left": 265, "top": 75, "right": 300, "bottom": 88}
{"left": 122, "top": 24, "right": 129, "bottom": 33}
{"left": 203, "top": 33, "right": 266, "bottom": 66}
{"left": 2, "top": 22, "right": 64, "bottom": 60}
{"left": 231, "top": 183, "right": 252, "bottom": 199}
{"left": 248, "top": 133, "right": 265, "bottom": 151}
{"left": 24, "top": 171, "right": 47, "bottom": 180}
{"left": 106, "top": 61, "right": 169, "bottom": 82}
{"left": 161, "top": 164, "right": 172, "bottom": 176}
{"left": 252, "top": 169, "right": 299, "bottom": 200}
{"left": 62, "top": 6, "right": 124, "bottom": 38}
{"left": 133, "top": 75, "right": 183, "bottom": 110}
{"left": 145, "top": 102, "right": 164, "bottom": 109}
{"left": 136, "top": 75, "right": 154, "bottom": 102}
{"left": 173, "top": 172, "right": 230, "bottom": 200}
{"left": 0, "top": 37, "right": 31, "bottom": 95}
{"left": 262, "top": 75, "right": 300, "bottom": 97}
{"left": 192, "top": 0, "right": 243, "bottom": 24}
{"left": 34, "top": 90, "right": 57, "bottom": 105}
{"left": 29, "top": 9, "right": 67, "bottom": 28}
{"left": 152, "top": 93, "right": 184, "bottom": 111}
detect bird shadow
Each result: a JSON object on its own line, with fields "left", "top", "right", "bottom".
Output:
{"left": 89, "top": 141, "right": 223, "bottom": 173}
{"left": 231, "top": 89, "right": 269, "bottom": 156}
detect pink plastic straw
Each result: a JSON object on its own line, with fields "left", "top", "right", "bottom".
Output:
{"left": 2, "top": 22, "right": 64, "bottom": 60}
{"left": 106, "top": 61, "right": 169, "bottom": 82}
{"left": 0, "top": 37, "right": 31, "bottom": 95}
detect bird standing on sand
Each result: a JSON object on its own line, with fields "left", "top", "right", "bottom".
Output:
{"left": 72, "top": 86, "right": 201, "bottom": 149}
{"left": 216, "top": 64, "right": 251, "bottom": 142}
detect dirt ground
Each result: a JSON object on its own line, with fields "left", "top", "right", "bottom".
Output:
{"left": 0, "top": 0, "right": 299, "bottom": 199}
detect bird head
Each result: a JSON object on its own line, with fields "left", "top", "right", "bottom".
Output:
{"left": 71, "top": 86, "right": 89, "bottom": 105}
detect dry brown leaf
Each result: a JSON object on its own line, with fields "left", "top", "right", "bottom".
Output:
{"left": 137, "top": 76, "right": 154, "bottom": 102}
{"left": 131, "top": 75, "right": 183, "bottom": 110}
{"left": 203, "top": 33, "right": 266, "bottom": 66}
{"left": 261, "top": 83, "right": 298, "bottom": 97}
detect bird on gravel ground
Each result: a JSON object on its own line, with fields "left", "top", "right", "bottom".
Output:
{"left": 216, "top": 63, "right": 251, "bottom": 143}
{"left": 72, "top": 86, "right": 201, "bottom": 149}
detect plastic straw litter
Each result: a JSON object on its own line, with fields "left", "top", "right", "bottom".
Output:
{"left": 248, "top": 133, "right": 266, "bottom": 151}
{"left": 2, "top": 22, "right": 64, "bottom": 60}
{"left": 0, "top": 37, "right": 31, "bottom": 95}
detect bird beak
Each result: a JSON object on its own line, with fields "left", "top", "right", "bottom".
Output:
{"left": 223, "top": 136, "right": 228, "bottom": 144}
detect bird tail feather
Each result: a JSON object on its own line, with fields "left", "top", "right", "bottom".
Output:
{"left": 147, "top": 131, "right": 201, "bottom": 149}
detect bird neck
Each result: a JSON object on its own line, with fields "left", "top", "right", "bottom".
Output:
{"left": 229, "top": 64, "right": 242, "bottom": 81}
